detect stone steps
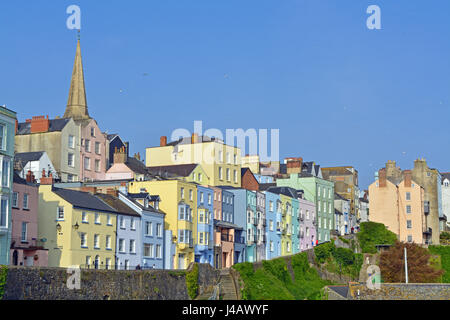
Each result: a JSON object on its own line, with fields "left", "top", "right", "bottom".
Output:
{"left": 219, "top": 272, "right": 238, "bottom": 300}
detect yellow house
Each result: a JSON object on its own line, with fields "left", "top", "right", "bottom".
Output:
{"left": 280, "top": 194, "right": 293, "bottom": 256}
{"left": 38, "top": 183, "right": 117, "bottom": 268}
{"left": 147, "top": 134, "right": 242, "bottom": 187}
{"left": 128, "top": 179, "right": 197, "bottom": 269}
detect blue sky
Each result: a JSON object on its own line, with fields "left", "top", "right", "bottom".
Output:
{"left": 1, "top": 1, "right": 449, "bottom": 189}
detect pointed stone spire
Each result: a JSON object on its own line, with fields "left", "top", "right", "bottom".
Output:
{"left": 64, "top": 35, "right": 90, "bottom": 120}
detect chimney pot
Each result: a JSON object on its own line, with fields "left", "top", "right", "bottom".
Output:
{"left": 160, "top": 136, "right": 167, "bottom": 147}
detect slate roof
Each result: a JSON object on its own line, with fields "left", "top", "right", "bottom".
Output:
{"left": 13, "top": 172, "right": 37, "bottom": 186}
{"left": 165, "top": 135, "right": 221, "bottom": 147}
{"left": 17, "top": 118, "right": 71, "bottom": 135}
{"left": 15, "top": 151, "right": 45, "bottom": 163}
{"left": 147, "top": 164, "right": 198, "bottom": 178}
{"left": 328, "top": 286, "right": 348, "bottom": 298}
{"left": 128, "top": 192, "right": 150, "bottom": 199}
{"left": 334, "top": 193, "right": 347, "bottom": 201}
{"left": 259, "top": 183, "right": 277, "bottom": 191}
{"left": 125, "top": 157, "right": 150, "bottom": 175}
{"left": 94, "top": 193, "right": 141, "bottom": 217}
{"left": 52, "top": 187, "right": 117, "bottom": 213}
{"left": 263, "top": 186, "right": 298, "bottom": 198}
{"left": 442, "top": 172, "right": 450, "bottom": 183}
{"left": 120, "top": 192, "right": 165, "bottom": 215}
{"left": 335, "top": 209, "right": 343, "bottom": 215}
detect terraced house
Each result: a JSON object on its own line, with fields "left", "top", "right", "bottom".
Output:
{"left": 276, "top": 158, "right": 334, "bottom": 244}
{"left": 263, "top": 190, "right": 282, "bottom": 259}
{"left": 0, "top": 105, "right": 16, "bottom": 265}
{"left": 128, "top": 179, "right": 197, "bottom": 269}
{"left": 95, "top": 192, "right": 142, "bottom": 269}
{"left": 38, "top": 177, "right": 118, "bottom": 268}
{"left": 146, "top": 134, "right": 242, "bottom": 188}
{"left": 119, "top": 192, "right": 167, "bottom": 269}
{"left": 195, "top": 185, "right": 214, "bottom": 265}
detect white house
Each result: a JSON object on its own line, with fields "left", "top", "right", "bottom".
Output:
{"left": 14, "top": 151, "right": 59, "bottom": 183}
{"left": 441, "top": 173, "right": 450, "bottom": 228}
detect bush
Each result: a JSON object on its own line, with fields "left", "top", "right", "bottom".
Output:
{"left": 357, "top": 222, "right": 397, "bottom": 253}
{"left": 314, "top": 240, "right": 335, "bottom": 263}
{"left": 0, "top": 265, "right": 7, "bottom": 300}
{"left": 185, "top": 264, "right": 199, "bottom": 299}
{"left": 333, "top": 247, "right": 355, "bottom": 266}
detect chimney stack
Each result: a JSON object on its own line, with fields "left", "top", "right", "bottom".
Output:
{"left": 378, "top": 168, "right": 387, "bottom": 187}
{"left": 286, "top": 157, "right": 303, "bottom": 174}
{"left": 403, "top": 170, "right": 412, "bottom": 188}
{"left": 30, "top": 115, "right": 50, "bottom": 134}
{"left": 26, "top": 170, "right": 33, "bottom": 183}
{"left": 40, "top": 170, "right": 54, "bottom": 185}
{"left": 113, "top": 146, "right": 127, "bottom": 164}
{"left": 160, "top": 136, "right": 167, "bottom": 147}
{"left": 106, "top": 188, "right": 119, "bottom": 197}
{"left": 192, "top": 133, "right": 199, "bottom": 144}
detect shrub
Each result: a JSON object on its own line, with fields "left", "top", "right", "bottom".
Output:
{"left": 314, "top": 240, "right": 335, "bottom": 263}
{"left": 185, "top": 264, "right": 199, "bottom": 299}
{"left": 0, "top": 265, "right": 7, "bottom": 300}
{"left": 357, "top": 222, "right": 397, "bottom": 253}
{"left": 333, "top": 247, "right": 355, "bottom": 266}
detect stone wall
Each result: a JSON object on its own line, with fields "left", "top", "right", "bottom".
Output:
{"left": 348, "top": 283, "right": 450, "bottom": 300}
{"left": 196, "top": 263, "right": 220, "bottom": 295}
{"left": 3, "top": 263, "right": 219, "bottom": 300}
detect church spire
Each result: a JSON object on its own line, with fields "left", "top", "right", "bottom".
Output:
{"left": 64, "top": 35, "right": 90, "bottom": 120}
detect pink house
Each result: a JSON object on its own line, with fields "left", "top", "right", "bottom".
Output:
{"left": 10, "top": 172, "right": 48, "bottom": 266}
{"left": 79, "top": 119, "right": 108, "bottom": 182}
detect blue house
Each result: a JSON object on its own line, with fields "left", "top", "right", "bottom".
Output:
{"left": 95, "top": 193, "right": 142, "bottom": 270}
{"left": 195, "top": 185, "right": 214, "bottom": 266}
{"left": 263, "top": 190, "right": 282, "bottom": 260}
{"left": 119, "top": 192, "right": 166, "bottom": 269}
{"left": 220, "top": 187, "right": 257, "bottom": 263}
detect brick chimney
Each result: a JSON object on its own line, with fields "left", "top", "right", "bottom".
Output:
{"left": 30, "top": 115, "right": 50, "bottom": 134}
{"left": 81, "top": 187, "right": 98, "bottom": 194}
{"left": 40, "top": 169, "right": 54, "bottom": 185}
{"left": 113, "top": 146, "right": 127, "bottom": 164}
{"left": 26, "top": 170, "right": 33, "bottom": 183}
{"left": 378, "top": 168, "right": 387, "bottom": 187}
{"left": 106, "top": 188, "right": 118, "bottom": 197}
{"left": 192, "top": 133, "right": 199, "bottom": 144}
{"left": 160, "top": 136, "right": 167, "bottom": 147}
{"left": 286, "top": 157, "right": 303, "bottom": 174}
{"left": 15, "top": 119, "right": 18, "bottom": 134}
{"left": 403, "top": 170, "right": 412, "bottom": 188}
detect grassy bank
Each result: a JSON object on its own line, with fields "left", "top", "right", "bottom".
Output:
{"left": 232, "top": 252, "right": 332, "bottom": 300}
{"left": 429, "top": 245, "right": 450, "bottom": 283}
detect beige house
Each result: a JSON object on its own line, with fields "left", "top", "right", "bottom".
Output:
{"left": 16, "top": 117, "right": 81, "bottom": 182}
{"left": 369, "top": 167, "right": 426, "bottom": 244}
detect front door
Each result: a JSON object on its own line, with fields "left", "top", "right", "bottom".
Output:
{"left": 12, "top": 250, "right": 18, "bottom": 266}
{"left": 178, "top": 254, "right": 185, "bottom": 269}
{"left": 26, "top": 255, "right": 34, "bottom": 266}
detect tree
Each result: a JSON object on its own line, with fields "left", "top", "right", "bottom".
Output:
{"left": 379, "top": 241, "right": 444, "bottom": 283}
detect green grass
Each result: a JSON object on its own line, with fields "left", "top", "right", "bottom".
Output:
{"left": 232, "top": 253, "right": 332, "bottom": 300}
{"left": 429, "top": 245, "right": 450, "bottom": 283}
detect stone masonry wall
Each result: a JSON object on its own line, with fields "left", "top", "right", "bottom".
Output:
{"left": 348, "top": 283, "right": 450, "bottom": 300}
{"left": 3, "top": 263, "right": 219, "bottom": 300}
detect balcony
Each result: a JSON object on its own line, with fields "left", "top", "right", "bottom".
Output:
{"left": 423, "top": 227, "right": 432, "bottom": 235}
{"left": 424, "top": 202, "right": 430, "bottom": 215}
{"left": 10, "top": 237, "right": 45, "bottom": 249}
{"left": 221, "top": 234, "right": 234, "bottom": 242}
{"left": 235, "top": 236, "right": 245, "bottom": 244}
